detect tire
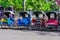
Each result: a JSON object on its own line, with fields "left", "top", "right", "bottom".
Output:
{"left": 43, "top": 27, "right": 47, "bottom": 31}
{"left": 55, "top": 26, "right": 58, "bottom": 31}
{"left": 39, "top": 26, "right": 43, "bottom": 31}
{"left": 42, "top": 26, "right": 45, "bottom": 31}
{"left": 26, "top": 25, "right": 29, "bottom": 30}
{"left": 31, "top": 25, "right": 36, "bottom": 30}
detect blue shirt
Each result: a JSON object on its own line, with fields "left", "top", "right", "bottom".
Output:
{"left": 17, "top": 17, "right": 29, "bottom": 25}
{"left": 7, "top": 17, "right": 13, "bottom": 25}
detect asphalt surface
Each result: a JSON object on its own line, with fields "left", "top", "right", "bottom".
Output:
{"left": 0, "top": 29, "right": 60, "bottom": 40}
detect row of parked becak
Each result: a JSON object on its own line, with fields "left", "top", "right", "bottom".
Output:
{"left": 0, "top": 6, "right": 60, "bottom": 30}
{"left": 15, "top": 11, "right": 60, "bottom": 30}
{"left": 31, "top": 11, "right": 58, "bottom": 30}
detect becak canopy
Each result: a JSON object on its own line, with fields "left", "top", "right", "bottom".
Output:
{"left": 46, "top": 12, "right": 57, "bottom": 19}
{"left": 33, "top": 11, "right": 44, "bottom": 18}
{"left": 2, "top": 11, "right": 14, "bottom": 18}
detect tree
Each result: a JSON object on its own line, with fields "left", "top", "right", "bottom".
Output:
{"left": 25, "top": 0, "right": 58, "bottom": 11}
{"left": 0, "top": 0, "right": 22, "bottom": 10}
{"left": 0, "top": 0, "right": 59, "bottom": 11}
{"left": 8, "top": 0, "right": 22, "bottom": 10}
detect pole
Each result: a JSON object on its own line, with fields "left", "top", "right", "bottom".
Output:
{"left": 22, "top": 0, "right": 24, "bottom": 11}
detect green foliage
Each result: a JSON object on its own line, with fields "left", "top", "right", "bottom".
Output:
{"left": 25, "top": 0, "right": 58, "bottom": 11}
{"left": 0, "top": 0, "right": 59, "bottom": 11}
{"left": 13, "top": 0, "right": 22, "bottom": 10}
{"left": 0, "top": 0, "right": 22, "bottom": 10}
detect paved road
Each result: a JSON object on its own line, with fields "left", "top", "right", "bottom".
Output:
{"left": 0, "top": 29, "right": 60, "bottom": 40}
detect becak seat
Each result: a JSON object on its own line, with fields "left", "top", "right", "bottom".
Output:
{"left": 17, "top": 12, "right": 30, "bottom": 26}
{"left": 31, "top": 11, "right": 45, "bottom": 30}
{"left": 45, "top": 12, "right": 58, "bottom": 30}
{"left": 2, "top": 11, "right": 14, "bottom": 26}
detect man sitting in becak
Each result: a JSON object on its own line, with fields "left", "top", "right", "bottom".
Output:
{"left": 1, "top": 15, "right": 8, "bottom": 28}
{"left": 1, "top": 17, "right": 5, "bottom": 26}
{"left": 47, "top": 14, "right": 58, "bottom": 26}
{"left": 17, "top": 15, "right": 28, "bottom": 26}
{"left": 25, "top": 14, "right": 31, "bottom": 24}
{"left": 7, "top": 14, "right": 14, "bottom": 26}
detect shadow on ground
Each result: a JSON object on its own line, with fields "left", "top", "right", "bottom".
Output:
{"left": 1, "top": 28, "right": 60, "bottom": 36}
